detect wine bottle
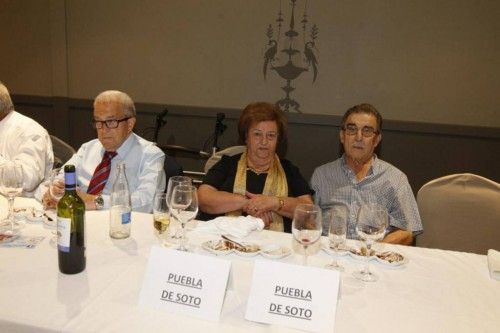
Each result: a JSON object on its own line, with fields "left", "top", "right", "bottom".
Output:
{"left": 109, "top": 161, "right": 132, "bottom": 239}
{"left": 57, "top": 164, "right": 86, "bottom": 274}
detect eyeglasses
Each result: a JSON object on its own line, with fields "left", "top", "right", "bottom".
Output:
{"left": 250, "top": 130, "right": 278, "bottom": 141}
{"left": 342, "top": 124, "right": 379, "bottom": 137}
{"left": 91, "top": 117, "right": 131, "bottom": 129}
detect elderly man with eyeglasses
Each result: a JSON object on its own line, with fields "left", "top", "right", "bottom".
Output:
{"left": 42, "top": 90, "right": 165, "bottom": 212}
{"left": 310, "top": 103, "right": 422, "bottom": 245}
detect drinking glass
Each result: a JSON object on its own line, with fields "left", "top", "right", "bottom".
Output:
{"left": 292, "top": 204, "right": 322, "bottom": 266}
{"left": 325, "top": 204, "right": 348, "bottom": 271}
{"left": 352, "top": 203, "right": 389, "bottom": 282}
{"left": 0, "top": 162, "right": 24, "bottom": 236}
{"left": 153, "top": 191, "right": 170, "bottom": 240}
{"left": 45, "top": 168, "right": 63, "bottom": 228}
{"left": 165, "top": 176, "right": 192, "bottom": 240}
{"left": 169, "top": 185, "right": 198, "bottom": 251}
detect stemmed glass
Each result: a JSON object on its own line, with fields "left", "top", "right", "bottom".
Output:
{"left": 325, "top": 204, "right": 348, "bottom": 271}
{"left": 165, "top": 176, "right": 192, "bottom": 240}
{"left": 153, "top": 191, "right": 170, "bottom": 240}
{"left": 169, "top": 185, "right": 198, "bottom": 251}
{"left": 352, "top": 203, "right": 389, "bottom": 282}
{"left": 45, "top": 168, "right": 64, "bottom": 228}
{"left": 0, "top": 162, "right": 24, "bottom": 237}
{"left": 292, "top": 204, "right": 322, "bottom": 266}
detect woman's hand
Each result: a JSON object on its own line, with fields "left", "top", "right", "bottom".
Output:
{"left": 245, "top": 191, "right": 279, "bottom": 216}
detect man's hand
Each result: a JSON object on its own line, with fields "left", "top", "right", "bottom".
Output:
{"left": 42, "top": 190, "right": 58, "bottom": 210}
{"left": 76, "top": 190, "right": 97, "bottom": 210}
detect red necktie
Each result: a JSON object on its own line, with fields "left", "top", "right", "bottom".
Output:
{"left": 87, "top": 151, "right": 117, "bottom": 195}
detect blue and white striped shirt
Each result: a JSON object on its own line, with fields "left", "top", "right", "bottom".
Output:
{"left": 310, "top": 155, "right": 423, "bottom": 238}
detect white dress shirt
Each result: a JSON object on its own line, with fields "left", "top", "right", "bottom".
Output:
{"left": 63, "top": 133, "right": 165, "bottom": 213}
{"left": 0, "top": 111, "right": 54, "bottom": 197}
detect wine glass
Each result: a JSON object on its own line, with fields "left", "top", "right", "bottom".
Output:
{"left": 153, "top": 191, "right": 170, "bottom": 240}
{"left": 0, "top": 162, "right": 24, "bottom": 237}
{"left": 325, "top": 204, "right": 348, "bottom": 271}
{"left": 352, "top": 203, "right": 389, "bottom": 282}
{"left": 165, "top": 176, "right": 192, "bottom": 240}
{"left": 45, "top": 168, "right": 64, "bottom": 228}
{"left": 292, "top": 204, "right": 322, "bottom": 266}
{"left": 169, "top": 185, "right": 198, "bottom": 251}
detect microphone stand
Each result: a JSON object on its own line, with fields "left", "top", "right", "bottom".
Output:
{"left": 153, "top": 108, "right": 169, "bottom": 143}
{"left": 212, "top": 113, "right": 227, "bottom": 156}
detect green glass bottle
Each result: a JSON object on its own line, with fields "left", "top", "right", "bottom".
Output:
{"left": 57, "top": 164, "right": 86, "bottom": 274}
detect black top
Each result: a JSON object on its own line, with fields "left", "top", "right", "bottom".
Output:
{"left": 199, "top": 153, "right": 313, "bottom": 233}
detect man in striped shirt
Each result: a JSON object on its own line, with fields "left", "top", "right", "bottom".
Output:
{"left": 310, "top": 104, "right": 422, "bottom": 245}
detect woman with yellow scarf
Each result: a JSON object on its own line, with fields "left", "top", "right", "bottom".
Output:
{"left": 198, "top": 102, "right": 313, "bottom": 233}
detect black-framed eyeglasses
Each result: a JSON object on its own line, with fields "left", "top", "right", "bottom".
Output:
{"left": 342, "top": 124, "right": 379, "bottom": 137}
{"left": 91, "top": 117, "right": 131, "bottom": 129}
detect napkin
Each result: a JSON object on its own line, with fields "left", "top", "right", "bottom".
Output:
{"left": 196, "top": 216, "right": 265, "bottom": 238}
{"left": 487, "top": 249, "right": 500, "bottom": 281}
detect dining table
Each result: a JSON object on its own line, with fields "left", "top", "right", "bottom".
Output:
{"left": 0, "top": 195, "right": 499, "bottom": 333}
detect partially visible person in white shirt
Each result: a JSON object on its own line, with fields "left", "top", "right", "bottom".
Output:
{"left": 42, "top": 90, "right": 165, "bottom": 213}
{"left": 0, "top": 81, "right": 54, "bottom": 197}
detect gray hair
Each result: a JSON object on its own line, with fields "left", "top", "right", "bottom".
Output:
{"left": 0, "top": 82, "right": 14, "bottom": 114}
{"left": 93, "top": 90, "right": 136, "bottom": 117}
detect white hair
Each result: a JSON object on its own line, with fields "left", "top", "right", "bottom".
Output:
{"left": 93, "top": 90, "right": 136, "bottom": 117}
{"left": 0, "top": 82, "right": 14, "bottom": 114}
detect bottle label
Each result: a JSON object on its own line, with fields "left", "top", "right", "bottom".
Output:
{"left": 121, "top": 211, "right": 131, "bottom": 225}
{"left": 64, "top": 172, "right": 76, "bottom": 190}
{"left": 57, "top": 217, "right": 71, "bottom": 252}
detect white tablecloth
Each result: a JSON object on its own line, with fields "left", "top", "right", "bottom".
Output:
{"left": 1, "top": 196, "right": 499, "bottom": 332}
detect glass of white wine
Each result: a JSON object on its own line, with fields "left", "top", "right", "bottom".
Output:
{"left": 153, "top": 191, "right": 170, "bottom": 242}
{"left": 0, "top": 162, "right": 24, "bottom": 238}
{"left": 292, "top": 204, "right": 322, "bottom": 266}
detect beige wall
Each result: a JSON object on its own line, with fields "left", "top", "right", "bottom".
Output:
{"left": 1, "top": 0, "right": 499, "bottom": 127}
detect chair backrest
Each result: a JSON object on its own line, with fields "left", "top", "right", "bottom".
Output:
{"left": 203, "top": 145, "right": 246, "bottom": 173}
{"left": 50, "top": 135, "right": 76, "bottom": 168}
{"left": 416, "top": 173, "right": 500, "bottom": 254}
{"left": 164, "top": 154, "right": 183, "bottom": 189}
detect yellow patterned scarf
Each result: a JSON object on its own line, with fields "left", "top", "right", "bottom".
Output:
{"left": 226, "top": 150, "right": 288, "bottom": 231}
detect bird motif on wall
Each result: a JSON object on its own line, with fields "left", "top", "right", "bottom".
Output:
{"left": 304, "top": 41, "right": 318, "bottom": 83}
{"left": 263, "top": 40, "right": 278, "bottom": 79}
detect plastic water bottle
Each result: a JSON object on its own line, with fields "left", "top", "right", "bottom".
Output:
{"left": 109, "top": 162, "right": 131, "bottom": 239}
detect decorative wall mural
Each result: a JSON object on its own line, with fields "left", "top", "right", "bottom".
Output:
{"left": 263, "top": 0, "right": 319, "bottom": 113}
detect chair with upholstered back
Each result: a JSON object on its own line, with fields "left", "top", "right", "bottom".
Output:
{"left": 203, "top": 145, "right": 246, "bottom": 173}
{"left": 416, "top": 173, "right": 500, "bottom": 254}
{"left": 50, "top": 135, "right": 76, "bottom": 168}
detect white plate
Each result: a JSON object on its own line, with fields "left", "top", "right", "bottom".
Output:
{"left": 375, "top": 251, "right": 408, "bottom": 266}
{"left": 13, "top": 207, "right": 30, "bottom": 220}
{"left": 201, "top": 240, "right": 234, "bottom": 255}
{"left": 234, "top": 243, "right": 261, "bottom": 257}
{"left": 321, "top": 242, "right": 350, "bottom": 257}
{"left": 26, "top": 209, "right": 45, "bottom": 223}
{"left": 347, "top": 248, "right": 375, "bottom": 262}
{"left": 260, "top": 244, "right": 292, "bottom": 259}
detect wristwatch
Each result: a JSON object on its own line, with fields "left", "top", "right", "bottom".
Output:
{"left": 94, "top": 194, "right": 104, "bottom": 210}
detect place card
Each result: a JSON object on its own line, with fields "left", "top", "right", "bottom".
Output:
{"left": 245, "top": 260, "right": 340, "bottom": 332}
{"left": 139, "top": 246, "right": 231, "bottom": 321}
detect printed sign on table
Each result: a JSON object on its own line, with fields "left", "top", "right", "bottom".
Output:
{"left": 139, "top": 246, "right": 231, "bottom": 321}
{"left": 245, "top": 260, "right": 340, "bottom": 332}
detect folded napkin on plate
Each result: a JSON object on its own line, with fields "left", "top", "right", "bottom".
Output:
{"left": 196, "top": 216, "right": 265, "bottom": 238}
{"left": 487, "top": 249, "right": 500, "bottom": 281}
